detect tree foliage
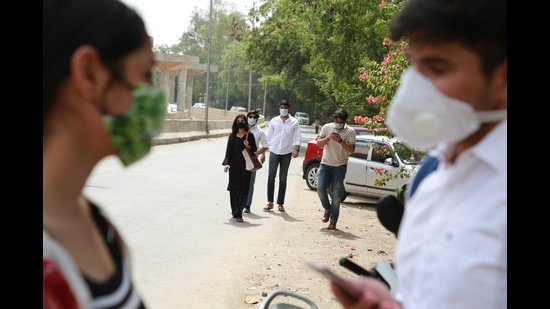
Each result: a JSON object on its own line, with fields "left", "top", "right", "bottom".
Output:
{"left": 231, "top": 0, "right": 406, "bottom": 121}
{"left": 153, "top": 0, "right": 268, "bottom": 108}
{"left": 156, "top": 0, "right": 408, "bottom": 120}
{"left": 354, "top": 39, "right": 410, "bottom": 136}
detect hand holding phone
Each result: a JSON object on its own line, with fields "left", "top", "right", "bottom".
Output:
{"left": 304, "top": 259, "right": 363, "bottom": 298}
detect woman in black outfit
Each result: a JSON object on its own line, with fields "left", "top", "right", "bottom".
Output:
{"left": 222, "top": 114, "right": 257, "bottom": 222}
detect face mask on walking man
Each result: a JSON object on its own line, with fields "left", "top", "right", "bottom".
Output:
{"left": 315, "top": 109, "right": 356, "bottom": 230}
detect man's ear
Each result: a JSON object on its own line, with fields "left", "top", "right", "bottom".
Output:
{"left": 69, "top": 45, "right": 108, "bottom": 101}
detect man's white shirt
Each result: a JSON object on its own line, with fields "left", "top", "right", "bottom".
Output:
{"left": 396, "top": 120, "right": 507, "bottom": 309}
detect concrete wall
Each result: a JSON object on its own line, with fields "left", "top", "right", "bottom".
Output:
{"left": 158, "top": 107, "right": 265, "bottom": 136}
{"left": 162, "top": 118, "right": 234, "bottom": 133}
{"left": 166, "top": 106, "right": 254, "bottom": 121}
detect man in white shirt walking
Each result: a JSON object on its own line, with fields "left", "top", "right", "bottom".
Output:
{"left": 264, "top": 100, "right": 302, "bottom": 212}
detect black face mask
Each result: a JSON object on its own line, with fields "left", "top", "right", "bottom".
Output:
{"left": 237, "top": 122, "right": 247, "bottom": 129}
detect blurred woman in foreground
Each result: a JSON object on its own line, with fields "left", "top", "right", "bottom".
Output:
{"left": 43, "top": 0, "right": 165, "bottom": 307}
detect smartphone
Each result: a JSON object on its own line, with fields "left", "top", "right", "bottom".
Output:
{"left": 304, "top": 259, "right": 363, "bottom": 298}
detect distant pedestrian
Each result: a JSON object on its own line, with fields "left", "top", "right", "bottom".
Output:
{"left": 315, "top": 109, "right": 356, "bottom": 230}
{"left": 244, "top": 110, "right": 269, "bottom": 213}
{"left": 264, "top": 100, "right": 302, "bottom": 212}
{"left": 222, "top": 114, "right": 257, "bottom": 222}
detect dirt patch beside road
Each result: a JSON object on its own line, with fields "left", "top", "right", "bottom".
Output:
{"left": 190, "top": 185, "right": 398, "bottom": 309}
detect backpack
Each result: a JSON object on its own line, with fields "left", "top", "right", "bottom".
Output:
{"left": 407, "top": 155, "right": 439, "bottom": 200}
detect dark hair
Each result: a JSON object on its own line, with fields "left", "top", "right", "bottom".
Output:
{"left": 231, "top": 114, "right": 248, "bottom": 134}
{"left": 390, "top": 0, "right": 506, "bottom": 76}
{"left": 247, "top": 110, "right": 259, "bottom": 118}
{"left": 43, "top": 0, "right": 149, "bottom": 119}
{"left": 333, "top": 109, "right": 348, "bottom": 121}
{"left": 279, "top": 100, "right": 291, "bottom": 108}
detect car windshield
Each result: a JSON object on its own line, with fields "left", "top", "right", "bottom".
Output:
{"left": 392, "top": 141, "right": 426, "bottom": 165}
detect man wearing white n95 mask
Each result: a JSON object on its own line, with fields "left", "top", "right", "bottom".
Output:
{"left": 330, "top": 0, "right": 507, "bottom": 308}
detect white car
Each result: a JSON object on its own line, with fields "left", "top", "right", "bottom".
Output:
{"left": 344, "top": 135, "right": 425, "bottom": 199}
{"left": 303, "top": 134, "right": 426, "bottom": 200}
{"left": 193, "top": 103, "right": 206, "bottom": 108}
{"left": 167, "top": 103, "right": 177, "bottom": 113}
{"left": 294, "top": 112, "right": 310, "bottom": 125}
{"left": 230, "top": 106, "right": 247, "bottom": 112}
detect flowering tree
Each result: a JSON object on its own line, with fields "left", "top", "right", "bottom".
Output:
{"left": 355, "top": 39, "right": 410, "bottom": 136}
{"left": 354, "top": 0, "right": 409, "bottom": 135}
{"left": 355, "top": 38, "right": 418, "bottom": 197}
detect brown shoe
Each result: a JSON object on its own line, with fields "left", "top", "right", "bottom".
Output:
{"left": 327, "top": 220, "right": 337, "bottom": 230}
{"left": 236, "top": 217, "right": 244, "bottom": 222}
{"left": 278, "top": 204, "right": 285, "bottom": 212}
{"left": 322, "top": 211, "right": 330, "bottom": 223}
{"left": 263, "top": 203, "right": 274, "bottom": 211}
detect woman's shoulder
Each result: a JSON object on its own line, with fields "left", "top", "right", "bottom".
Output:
{"left": 44, "top": 230, "right": 93, "bottom": 308}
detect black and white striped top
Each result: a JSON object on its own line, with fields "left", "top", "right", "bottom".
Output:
{"left": 43, "top": 201, "right": 146, "bottom": 309}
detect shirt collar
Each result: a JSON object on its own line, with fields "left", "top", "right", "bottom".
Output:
{"left": 470, "top": 119, "right": 507, "bottom": 173}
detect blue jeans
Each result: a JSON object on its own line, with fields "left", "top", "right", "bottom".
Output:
{"left": 267, "top": 152, "right": 292, "bottom": 205}
{"left": 245, "top": 171, "right": 257, "bottom": 208}
{"left": 317, "top": 163, "right": 347, "bottom": 222}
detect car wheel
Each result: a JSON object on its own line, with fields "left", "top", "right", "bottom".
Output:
{"left": 305, "top": 163, "right": 320, "bottom": 191}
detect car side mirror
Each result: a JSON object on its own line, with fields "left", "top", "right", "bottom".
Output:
{"left": 384, "top": 157, "right": 399, "bottom": 167}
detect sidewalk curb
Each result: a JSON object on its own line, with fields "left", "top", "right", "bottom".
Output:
{"left": 152, "top": 130, "right": 231, "bottom": 146}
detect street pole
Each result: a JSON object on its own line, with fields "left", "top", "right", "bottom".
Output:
{"left": 225, "top": 63, "right": 230, "bottom": 111}
{"left": 263, "top": 80, "right": 267, "bottom": 116}
{"left": 248, "top": 70, "right": 252, "bottom": 111}
{"left": 247, "top": 1, "right": 255, "bottom": 113}
{"left": 205, "top": 0, "right": 212, "bottom": 134}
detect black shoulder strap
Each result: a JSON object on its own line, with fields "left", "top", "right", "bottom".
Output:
{"left": 407, "top": 155, "right": 439, "bottom": 199}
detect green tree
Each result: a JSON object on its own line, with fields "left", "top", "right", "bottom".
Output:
{"left": 153, "top": 0, "right": 269, "bottom": 108}
{"left": 232, "top": 0, "right": 405, "bottom": 120}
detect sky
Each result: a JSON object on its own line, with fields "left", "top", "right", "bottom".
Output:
{"left": 121, "top": 0, "right": 258, "bottom": 46}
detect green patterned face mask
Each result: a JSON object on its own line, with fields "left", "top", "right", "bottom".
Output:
{"left": 104, "top": 84, "right": 166, "bottom": 166}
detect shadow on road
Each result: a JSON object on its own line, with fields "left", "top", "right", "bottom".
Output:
{"left": 320, "top": 227, "right": 363, "bottom": 240}
{"left": 341, "top": 195, "right": 378, "bottom": 211}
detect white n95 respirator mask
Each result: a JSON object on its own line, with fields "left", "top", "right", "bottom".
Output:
{"left": 386, "top": 68, "right": 507, "bottom": 149}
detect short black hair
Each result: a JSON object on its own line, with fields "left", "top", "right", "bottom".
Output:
{"left": 333, "top": 109, "right": 348, "bottom": 121}
{"left": 247, "top": 110, "right": 259, "bottom": 118}
{"left": 43, "top": 0, "right": 148, "bottom": 119}
{"left": 279, "top": 100, "right": 291, "bottom": 108}
{"left": 390, "top": 0, "right": 506, "bottom": 76}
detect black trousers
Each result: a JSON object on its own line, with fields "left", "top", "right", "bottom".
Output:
{"left": 230, "top": 189, "right": 248, "bottom": 218}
